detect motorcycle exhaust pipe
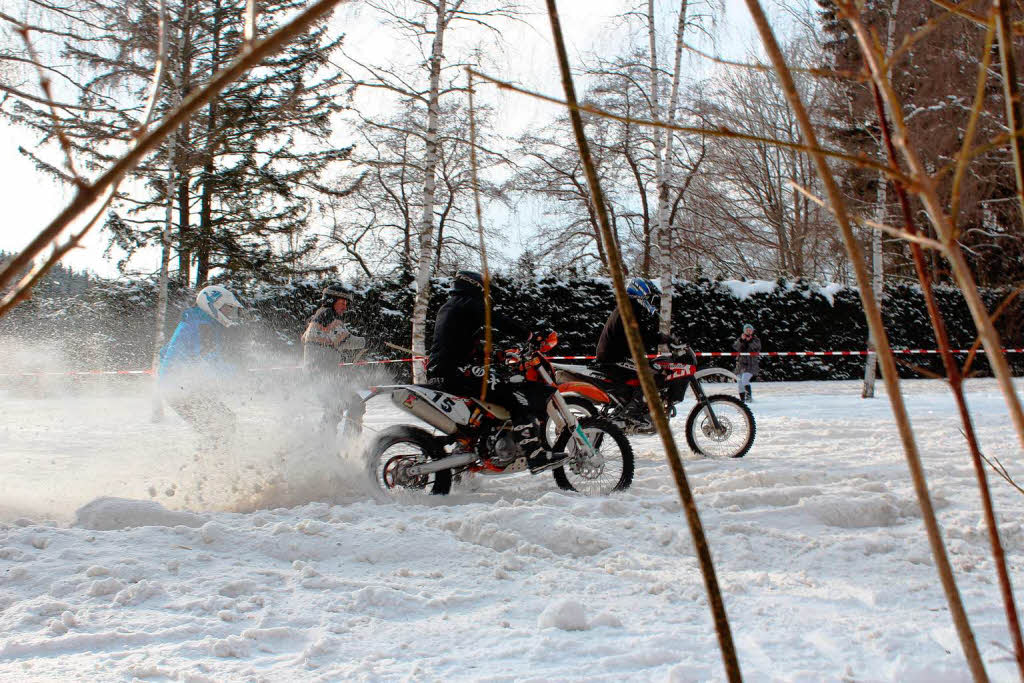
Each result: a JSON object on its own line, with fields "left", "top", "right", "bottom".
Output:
{"left": 407, "top": 451, "right": 478, "bottom": 476}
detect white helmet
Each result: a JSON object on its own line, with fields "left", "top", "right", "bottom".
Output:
{"left": 196, "top": 285, "right": 244, "bottom": 327}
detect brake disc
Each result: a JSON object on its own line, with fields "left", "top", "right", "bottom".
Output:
{"left": 701, "top": 416, "right": 733, "bottom": 441}
{"left": 382, "top": 454, "right": 427, "bottom": 489}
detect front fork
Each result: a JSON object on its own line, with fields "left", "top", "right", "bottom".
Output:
{"left": 542, "top": 368, "right": 598, "bottom": 457}
{"left": 690, "top": 378, "right": 724, "bottom": 432}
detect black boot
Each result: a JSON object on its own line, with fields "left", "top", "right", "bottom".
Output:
{"left": 510, "top": 420, "right": 568, "bottom": 473}
{"left": 489, "top": 421, "right": 542, "bottom": 468}
{"left": 511, "top": 421, "right": 543, "bottom": 460}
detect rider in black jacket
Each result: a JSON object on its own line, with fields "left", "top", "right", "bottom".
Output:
{"left": 594, "top": 277, "right": 670, "bottom": 431}
{"left": 427, "top": 271, "right": 562, "bottom": 469}
{"left": 595, "top": 277, "right": 668, "bottom": 364}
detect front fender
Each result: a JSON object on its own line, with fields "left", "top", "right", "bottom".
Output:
{"left": 558, "top": 381, "right": 611, "bottom": 404}
{"left": 694, "top": 368, "right": 738, "bottom": 383}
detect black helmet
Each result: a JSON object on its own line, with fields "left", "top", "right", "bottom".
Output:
{"left": 452, "top": 270, "right": 484, "bottom": 294}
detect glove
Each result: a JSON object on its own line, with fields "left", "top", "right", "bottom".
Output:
{"left": 530, "top": 330, "right": 558, "bottom": 351}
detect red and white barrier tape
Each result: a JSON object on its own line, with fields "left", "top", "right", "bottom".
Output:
{"left": 2, "top": 348, "right": 1022, "bottom": 378}
{"left": 550, "top": 349, "right": 1024, "bottom": 360}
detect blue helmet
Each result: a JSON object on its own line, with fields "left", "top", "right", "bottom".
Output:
{"left": 625, "top": 277, "right": 659, "bottom": 315}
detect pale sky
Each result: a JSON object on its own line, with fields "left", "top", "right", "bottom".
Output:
{"left": 0, "top": 0, "right": 789, "bottom": 278}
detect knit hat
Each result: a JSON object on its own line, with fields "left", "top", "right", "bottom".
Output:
{"left": 322, "top": 283, "right": 354, "bottom": 301}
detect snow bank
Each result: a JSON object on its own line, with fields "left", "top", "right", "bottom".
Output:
{"left": 74, "top": 498, "right": 205, "bottom": 530}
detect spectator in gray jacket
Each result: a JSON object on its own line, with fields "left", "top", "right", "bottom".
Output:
{"left": 733, "top": 324, "right": 760, "bottom": 402}
{"left": 302, "top": 283, "right": 367, "bottom": 440}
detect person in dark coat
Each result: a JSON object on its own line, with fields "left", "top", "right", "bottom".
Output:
{"left": 594, "top": 277, "right": 670, "bottom": 430}
{"left": 302, "top": 283, "right": 366, "bottom": 440}
{"left": 733, "top": 323, "right": 761, "bottom": 402}
{"left": 594, "top": 277, "right": 666, "bottom": 365}
{"left": 427, "top": 270, "right": 559, "bottom": 470}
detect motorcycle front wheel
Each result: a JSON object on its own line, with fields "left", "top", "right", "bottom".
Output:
{"left": 364, "top": 426, "right": 452, "bottom": 498}
{"left": 685, "top": 395, "right": 756, "bottom": 458}
{"left": 551, "top": 416, "right": 634, "bottom": 494}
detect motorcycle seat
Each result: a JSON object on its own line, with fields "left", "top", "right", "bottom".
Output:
{"left": 555, "top": 364, "right": 610, "bottom": 381}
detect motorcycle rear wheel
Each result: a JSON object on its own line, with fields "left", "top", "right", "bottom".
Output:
{"left": 365, "top": 426, "right": 452, "bottom": 498}
{"left": 684, "top": 394, "right": 755, "bottom": 458}
{"left": 552, "top": 416, "right": 634, "bottom": 494}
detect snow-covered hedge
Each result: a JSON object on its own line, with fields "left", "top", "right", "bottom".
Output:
{"left": 2, "top": 275, "right": 1021, "bottom": 381}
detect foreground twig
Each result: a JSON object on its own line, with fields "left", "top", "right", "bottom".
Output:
{"left": 869, "top": 70, "right": 1024, "bottom": 676}
{"left": 979, "top": 449, "right": 1024, "bottom": 496}
{"left": 467, "top": 68, "right": 911, "bottom": 184}
{"left": 15, "top": 24, "right": 83, "bottom": 187}
{"left": 0, "top": 0, "right": 352, "bottom": 316}
{"left": 789, "top": 181, "right": 943, "bottom": 250}
{"left": 746, "top": 0, "right": 988, "bottom": 678}
{"left": 839, "top": 2, "right": 1024, "bottom": 454}
{"left": 546, "top": 1, "right": 741, "bottom": 680}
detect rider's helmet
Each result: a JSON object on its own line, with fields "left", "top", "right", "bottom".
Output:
{"left": 453, "top": 270, "right": 484, "bottom": 294}
{"left": 625, "top": 277, "right": 659, "bottom": 315}
{"left": 196, "top": 285, "right": 244, "bottom": 327}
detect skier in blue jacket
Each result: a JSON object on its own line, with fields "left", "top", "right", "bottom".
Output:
{"left": 158, "top": 285, "right": 245, "bottom": 445}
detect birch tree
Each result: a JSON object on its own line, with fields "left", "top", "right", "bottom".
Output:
{"left": 862, "top": 0, "right": 899, "bottom": 399}
{"left": 324, "top": 98, "right": 508, "bottom": 278}
{"left": 648, "top": 0, "right": 689, "bottom": 347}
{"left": 340, "top": 0, "right": 520, "bottom": 380}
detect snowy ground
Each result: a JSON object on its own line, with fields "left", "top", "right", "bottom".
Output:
{"left": 2, "top": 375, "right": 1024, "bottom": 681}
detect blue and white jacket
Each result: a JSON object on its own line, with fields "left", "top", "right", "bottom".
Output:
{"left": 158, "top": 307, "right": 233, "bottom": 381}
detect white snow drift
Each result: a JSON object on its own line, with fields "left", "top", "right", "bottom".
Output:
{"left": 1, "top": 377, "right": 1023, "bottom": 680}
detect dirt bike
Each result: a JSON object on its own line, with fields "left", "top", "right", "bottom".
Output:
{"left": 358, "top": 335, "right": 634, "bottom": 498}
{"left": 551, "top": 344, "right": 756, "bottom": 458}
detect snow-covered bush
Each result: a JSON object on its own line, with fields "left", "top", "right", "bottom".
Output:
{"left": 1, "top": 274, "right": 1020, "bottom": 381}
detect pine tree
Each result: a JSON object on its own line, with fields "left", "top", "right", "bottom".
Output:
{"left": 3, "top": 0, "right": 351, "bottom": 286}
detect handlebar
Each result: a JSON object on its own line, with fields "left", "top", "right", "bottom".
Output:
{"left": 669, "top": 342, "right": 698, "bottom": 366}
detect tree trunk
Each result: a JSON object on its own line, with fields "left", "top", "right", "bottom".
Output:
{"left": 176, "top": 0, "right": 194, "bottom": 286}
{"left": 152, "top": 6, "right": 177, "bottom": 422}
{"left": 862, "top": 0, "right": 898, "bottom": 399}
{"left": 656, "top": 0, "right": 688, "bottom": 348}
{"left": 410, "top": 0, "right": 448, "bottom": 382}
{"left": 152, "top": 133, "right": 177, "bottom": 422}
{"left": 177, "top": 175, "right": 191, "bottom": 284}
{"left": 862, "top": 176, "right": 886, "bottom": 398}
{"left": 646, "top": 0, "right": 664, "bottom": 282}
{"left": 195, "top": 0, "right": 221, "bottom": 288}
